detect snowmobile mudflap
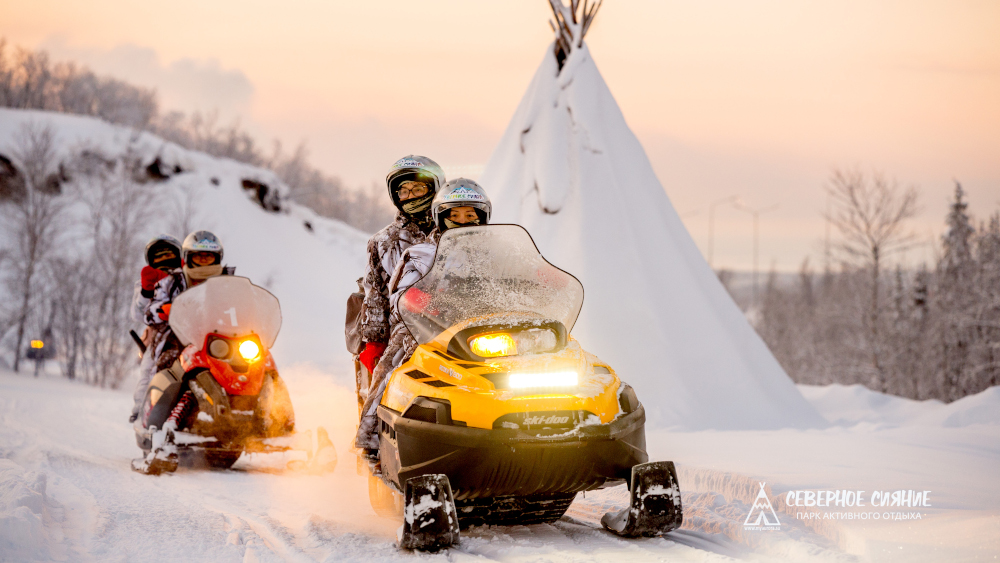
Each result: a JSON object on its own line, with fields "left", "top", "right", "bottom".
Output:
{"left": 377, "top": 403, "right": 647, "bottom": 500}
{"left": 398, "top": 474, "right": 460, "bottom": 551}
{"left": 600, "top": 461, "right": 683, "bottom": 537}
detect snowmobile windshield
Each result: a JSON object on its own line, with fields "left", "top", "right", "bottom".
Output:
{"left": 399, "top": 224, "right": 584, "bottom": 344}
{"left": 169, "top": 276, "right": 282, "bottom": 349}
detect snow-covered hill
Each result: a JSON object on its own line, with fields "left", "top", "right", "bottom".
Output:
{"left": 0, "top": 108, "right": 369, "bottom": 375}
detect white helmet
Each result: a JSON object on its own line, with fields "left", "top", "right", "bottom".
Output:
{"left": 432, "top": 178, "right": 491, "bottom": 232}
{"left": 385, "top": 155, "right": 445, "bottom": 215}
{"left": 181, "top": 230, "right": 224, "bottom": 282}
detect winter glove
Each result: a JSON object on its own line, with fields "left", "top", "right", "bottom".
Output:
{"left": 141, "top": 266, "right": 168, "bottom": 297}
{"left": 359, "top": 341, "right": 387, "bottom": 374}
{"left": 157, "top": 303, "right": 172, "bottom": 321}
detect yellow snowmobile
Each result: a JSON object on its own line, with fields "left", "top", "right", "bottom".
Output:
{"left": 359, "top": 225, "right": 682, "bottom": 550}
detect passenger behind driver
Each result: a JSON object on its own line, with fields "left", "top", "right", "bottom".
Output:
{"left": 354, "top": 179, "right": 491, "bottom": 452}
{"left": 129, "top": 234, "right": 182, "bottom": 422}
{"left": 138, "top": 231, "right": 233, "bottom": 423}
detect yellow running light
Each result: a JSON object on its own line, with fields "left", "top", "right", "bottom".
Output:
{"left": 30, "top": 340, "right": 44, "bottom": 349}
{"left": 238, "top": 340, "right": 260, "bottom": 361}
{"left": 509, "top": 371, "right": 578, "bottom": 389}
{"left": 469, "top": 333, "right": 517, "bottom": 358}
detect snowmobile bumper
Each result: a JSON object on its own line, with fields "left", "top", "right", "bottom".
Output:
{"left": 377, "top": 403, "right": 648, "bottom": 500}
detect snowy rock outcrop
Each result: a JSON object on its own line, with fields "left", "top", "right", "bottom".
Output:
{"left": 0, "top": 108, "right": 369, "bottom": 372}
{"left": 481, "top": 45, "right": 824, "bottom": 430}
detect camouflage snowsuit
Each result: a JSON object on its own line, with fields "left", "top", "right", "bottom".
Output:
{"left": 130, "top": 270, "right": 186, "bottom": 418}
{"left": 354, "top": 217, "right": 434, "bottom": 449}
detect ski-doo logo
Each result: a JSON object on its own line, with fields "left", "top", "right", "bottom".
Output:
{"left": 445, "top": 186, "right": 484, "bottom": 201}
{"left": 744, "top": 482, "right": 781, "bottom": 530}
{"left": 438, "top": 365, "right": 462, "bottom": 380}
{"left": 523, "top": 415, "right": 569, "bottom": 425}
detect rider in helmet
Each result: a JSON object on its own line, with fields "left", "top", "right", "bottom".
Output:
{"left": 354, "top": 156, "right": 445, "bottom": 452}
{"left": 137, "top": 231, "right": 233, "bottom": 423}
{"left": 431, "top": 177, "right": 492, "bottom": 233}
{"left": 356, "top": 156, "right": 444, "bottom": 375}
{"left": 354, "top": 179, "right": 491, "bottom": 452}
{"left": 129, "top": 234, "right": 182, "bottom": 422}
{"left": 180, "top": 230, "right": 226, "bottom": 286}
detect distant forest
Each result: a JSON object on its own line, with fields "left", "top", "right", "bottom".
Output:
{"left": 0, "top": 38, "right": 395, "bottom": 233}
{"left": 724, "top": 173, "right": 1000, "bottom": 402}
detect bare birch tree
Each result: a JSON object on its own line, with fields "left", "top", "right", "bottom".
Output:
{"left": 71, "top": 149, "right": 158, "bottom": 387}
{"left": 826, "top": 168, "right": 919, "bottom": 391}
{"left": 1, "top": 123, "right": 65, "bottom": 372}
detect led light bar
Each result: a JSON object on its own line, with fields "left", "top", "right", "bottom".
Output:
{"left": 508, "top": 371, "right": 578, "bottom": 389}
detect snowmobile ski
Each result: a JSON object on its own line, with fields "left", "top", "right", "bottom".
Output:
{"left": 398, "top": 474, "right": 460, "bottom": 551}
{"left": 601, "top": 461, "right": 683, "bottom": 537}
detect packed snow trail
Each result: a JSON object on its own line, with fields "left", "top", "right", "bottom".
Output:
{"left": 4, "top": 370, "right": 1000, "bottom": 561}
{"left": 3, "top": 368, "right": 868, "bottom": 563}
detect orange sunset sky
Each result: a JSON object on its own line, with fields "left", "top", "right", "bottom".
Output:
{"left": 3, "top": 0, "right": 998, "bottom": 271}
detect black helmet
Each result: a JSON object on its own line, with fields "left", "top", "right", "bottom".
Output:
{"left": 145, "top": 234, "right": 182, "bottom": 271}
{"left": 181, "top": 230, "right": 224, "bottom": 281}
{"left": 432, "top": 178, "right": 491, "bottom": 232}
{"left": 385, "top": 155, "right": 445, "bottom": 214}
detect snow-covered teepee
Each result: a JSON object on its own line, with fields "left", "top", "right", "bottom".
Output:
{"left": 480, "top": 1, "right": 823, "bottom": 429}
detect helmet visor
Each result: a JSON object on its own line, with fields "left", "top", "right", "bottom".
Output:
{"left": 186, "top": 251, "right": 221, "bottom": 268}
{"left": 389, "top": 172, "right": 438, "bottom": 206}
{"left": 437, "top": 203, "right": 490, "bottom": 231}
{"left": 149, "top": 243, "right": 181, "bottom": 270}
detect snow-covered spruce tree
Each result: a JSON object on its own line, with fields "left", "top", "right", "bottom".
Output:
{"left": 969, "top": 213, "right": 1000, "bottom": 392}
{"left": 826, "top": 168, "right": 919, "bottom": 393}
{"left": 936, "top": 182, "right": 976, "bottom": 400}
{"left": 0, "top": 122, "right": 66, "bottom": 372}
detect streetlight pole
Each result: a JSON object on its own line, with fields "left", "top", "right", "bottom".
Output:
{"left": 732, "top": 201, "right": 779, "bottom": 309}
{"left": 708, "top": 195, "right": 739, "bottom": 269}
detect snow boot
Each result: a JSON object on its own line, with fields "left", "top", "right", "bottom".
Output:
{"left": 131, "top": 427, "right": 179, "bottom": 475}
{"left": 398, "top": 474, "right": 460, "bottom": 551}
{"left": 601, "top": 461, "right": 683, "bottom": 537}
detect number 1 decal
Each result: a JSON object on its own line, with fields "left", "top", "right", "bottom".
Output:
{"left": 224, "top": 307, "right": 238, "bottom": 326}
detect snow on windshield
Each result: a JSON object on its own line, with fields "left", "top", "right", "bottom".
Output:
{"left": 400, "top": 225, "right": 583, "bottom": 344}
{"left": 170, "top": 276, "right": 282, "bottom": 348}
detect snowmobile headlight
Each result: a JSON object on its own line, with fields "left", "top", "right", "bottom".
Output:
{"left": 239, "top": 340, "right": 260, "bottom": 361}
{"left": 509, "top": 371, "right": 578, "bottom": 389}
{"left": 469, "top": 333, "right": 517, "bottom": 358}
{"left": 208, "top": 338, "right": 230, "bottom": 358}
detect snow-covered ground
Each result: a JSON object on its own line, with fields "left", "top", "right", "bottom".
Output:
{"left": 2, "top": 367, "right": 997, "bottom": 562}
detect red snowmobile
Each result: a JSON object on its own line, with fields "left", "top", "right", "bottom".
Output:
{"left": 132, "top": 276, "right": 333, "bottom": 475}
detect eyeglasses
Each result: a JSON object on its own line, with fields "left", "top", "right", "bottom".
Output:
{"left": 397, "top": 182, "right": 429, "bottom": 199}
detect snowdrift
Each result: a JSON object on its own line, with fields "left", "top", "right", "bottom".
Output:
{"left": 0, "top": 108, "right": 369, "bottom": 373}
{"left": 480, "top": 45, "right": 824, "bottom": 430}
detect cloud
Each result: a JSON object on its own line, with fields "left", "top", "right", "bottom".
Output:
{"left": 39, "top": 36, "right": 255, "bottom": 118}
